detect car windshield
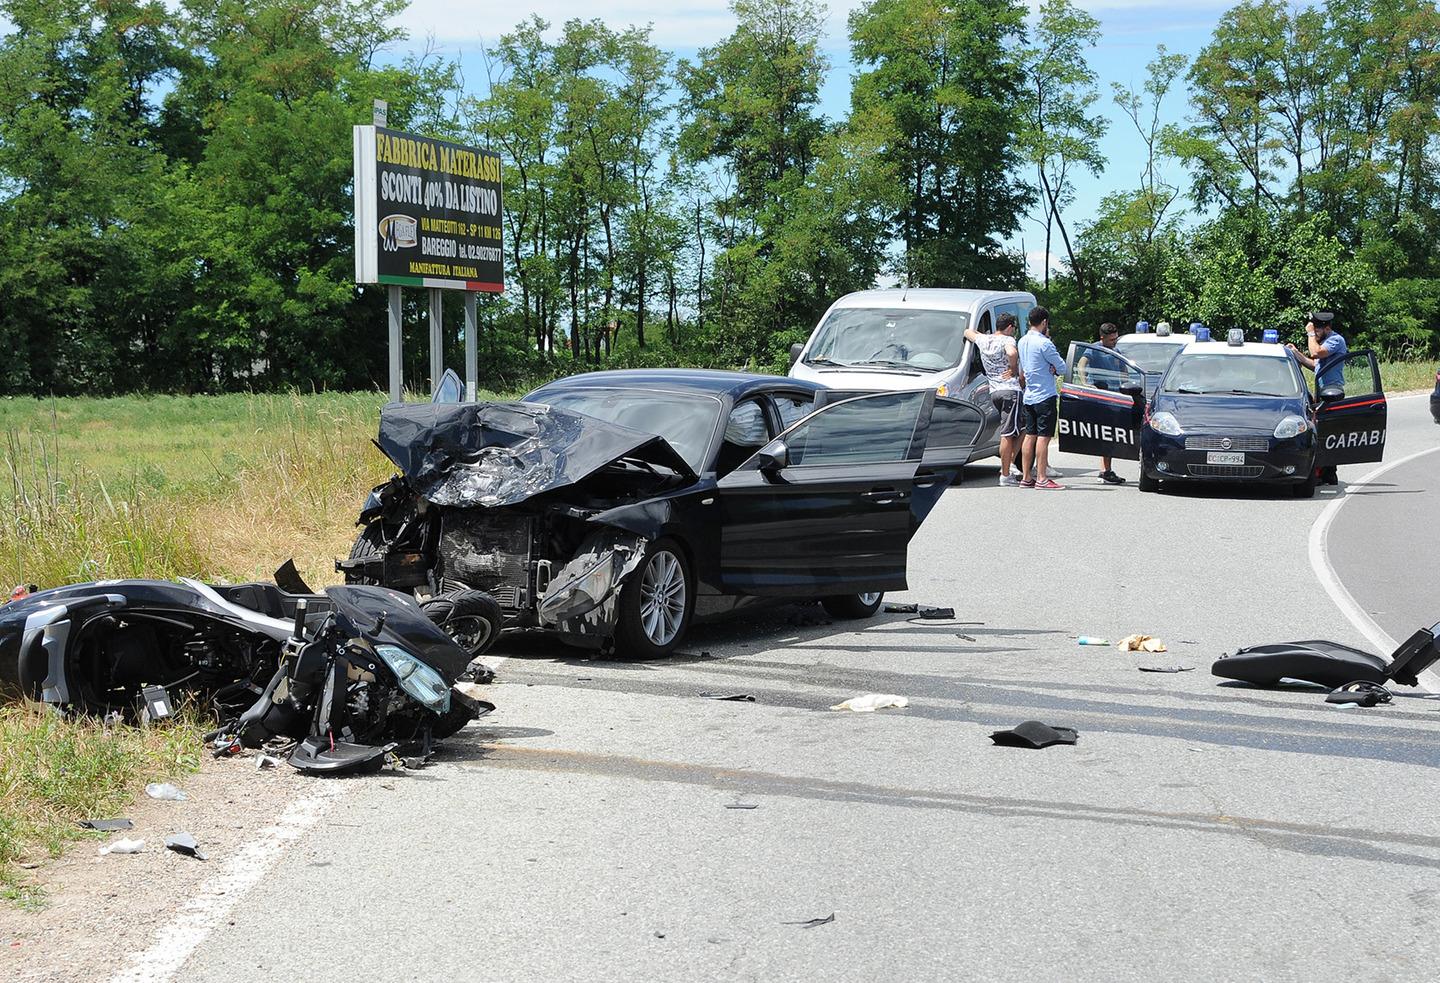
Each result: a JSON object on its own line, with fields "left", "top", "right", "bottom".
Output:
{"left": 529, "top": 388, "right": 721, "bottom": 471}
{"left": 1115, "top": 339, "right": 1186, "bottom": 375}
{"left": 1161, "top": 354, "right": 1302, "bottom": 397}
{"left": 804, "top": 308, "right": 971, "bottom": 372}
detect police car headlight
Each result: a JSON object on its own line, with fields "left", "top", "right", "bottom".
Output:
{"left": 1149, "top": 411, "right": 1183, "bottom": 436}
{"left": 1273, "top": 416, "right": 1308, "bottom": 439}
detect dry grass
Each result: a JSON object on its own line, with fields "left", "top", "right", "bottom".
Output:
{"left": 0, "top": 702, "right": 203, "bottom": 907}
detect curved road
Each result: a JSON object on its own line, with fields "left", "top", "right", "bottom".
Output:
{"left": 110, "top": 396, "right": 1440, "bottom": 983}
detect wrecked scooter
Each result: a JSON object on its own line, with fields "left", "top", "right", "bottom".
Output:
{"left": 3, "top": 573, "right": 492, "bottom": 774}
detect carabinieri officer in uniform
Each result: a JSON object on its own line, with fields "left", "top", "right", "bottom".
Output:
{"left": 1286, "top": 311, "right": 1348, "bottom": 484}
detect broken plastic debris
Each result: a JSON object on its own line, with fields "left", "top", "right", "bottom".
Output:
{"left": 700, "top": 692, "right": 755, "bottom": 702}
{"left": 164, "top": 832, "right": 207, "bottom": 860}
{"left": 724, "top": 803, "right": 759, "bottom": 810}
{"left": 255, "top": 754, "right": 280, "bottom": 770}
{"left": 956, "top": 634, "right": 977, "bottom": 642}
{"left": 1138, "top": 666, "right": 1194, "bottom": 673}
{"left": 99, "top": 838, "right": 145, "bottom": 855}
{"left": 829, "top": 694, "right": 908, "bottom": 712}
{"left": 884, "top": 603, "right": 918, "bottom": 614}
{"left": 1326, "top": 681, "right": 1392, "bottom": 707}
{"left": 79, "top": 818, "right": 133, "bottom": 832}
{"left": 1117, "top": 634, "right": 1167, "bottom": 653}
{"left": 782, "top": 913, "right": 836, "bottom": 928}
{"left": 1077, "top": 637, "right": 1110, "bottom": 646}
{"left": 917, "top": 606, "right": 956, "bottom": 620}
{"left": 145, "top": 783, "right": 187, "bottom": 801}
{"left": 989, "top": 721, "right": 1079, "bottom": 749}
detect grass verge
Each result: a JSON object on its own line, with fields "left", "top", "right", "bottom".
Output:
{"left": 0, "top": 702, "right": 203, "bottom": 908}
{"left": 1380, "top": 361, "right": 1438, "bottom": 393}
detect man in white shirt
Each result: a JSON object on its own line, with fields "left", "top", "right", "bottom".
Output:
{"left": 964, "top": 312, "right": 1022, "bottom": 486}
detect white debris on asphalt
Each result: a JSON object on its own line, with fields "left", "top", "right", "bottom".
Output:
{"left": 145, "top": 783, "right": 187, "bottom": 801}
{"left": 99, "top": 839, "right": 145, "bottom": 855}
{"left": 829, "top": 694, "right": 909, "bottom": 712}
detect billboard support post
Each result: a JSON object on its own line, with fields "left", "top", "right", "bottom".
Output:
{"left": 464, "top": 292, "right": 478, "bottom": 402}
{"left": 428, "top": 287, "right": 443, "bottom": 393}
{"left": 387, "top": 285, "right": 402, "bottom": 402}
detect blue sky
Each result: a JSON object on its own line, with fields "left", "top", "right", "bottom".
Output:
{"left": 400, "top": 1, "right": 1232, "bottom": 274}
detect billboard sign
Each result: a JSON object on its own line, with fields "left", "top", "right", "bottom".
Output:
{"left": 353, "top": 125, "right": 503, "bottom": 292}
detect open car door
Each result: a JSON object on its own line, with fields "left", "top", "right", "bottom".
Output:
{"left": 812, "top": 390, "right": 983, "bottom": 473}
{"left": 1315, "top": 349, "right": 1386, "bottom": 467}
{"left": 1057, "top": 342, "right": 1148, "bottom": 461}
{"left": 716, "top": 391, "right": 941, "bottom": 597}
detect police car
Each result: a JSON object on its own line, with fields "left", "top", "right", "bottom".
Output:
{"left": 1113, "top": 321, "right": 1195, "bottom": 398}
{"left": 1057, "top": 327, "right": 1388, "bottom": 497}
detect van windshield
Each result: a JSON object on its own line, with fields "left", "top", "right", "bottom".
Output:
{"left": 804, "top": 308, "right": 971, "bottom": 373}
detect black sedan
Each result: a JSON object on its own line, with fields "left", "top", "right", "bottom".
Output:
{"left": 341, "top": 370, "right": 982, "bottom": 657}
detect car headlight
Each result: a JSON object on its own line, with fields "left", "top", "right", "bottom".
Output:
{"left": 1274, "top": 415, "right": 1309, "bottom": 439}
{"left": 1149, "top": 411, "right": 1183, "bottom": 436}
{"left": 374, "top": 644, "right": 451, "bottom": 713}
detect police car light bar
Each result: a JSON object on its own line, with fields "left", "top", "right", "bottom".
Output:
{"left": 1262, "top": 329, "right": 1280, "bottom": 344}
{"left": 1194, "top": 325, "right": 1212, "bottom": 342}
{"left": 1135, "top": 320, "right": 1150, "bottom": 334}
{"left": 1155, "top": 322, "right": 1172, "bottom": 337}
{"left": 1227, "top": 328, "right": 1245, "bottom": 346}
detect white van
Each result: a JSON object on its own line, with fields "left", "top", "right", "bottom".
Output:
{"left": 788, "top": 288, "right": 1036, "bottom": 463}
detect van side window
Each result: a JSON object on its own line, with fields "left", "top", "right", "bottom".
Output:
{"left": 978, "top": 310, "right": 992, "bottom": 334}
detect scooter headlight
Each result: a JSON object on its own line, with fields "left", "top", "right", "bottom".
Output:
{"left": 374, "top": 644, "right": 450, "bottom": 713}
{"left": 1149, "top": 411, "right": 1183, "bottom": 436}
{"left": 1274, "top": 415, "right": 1308, "bottom": 439}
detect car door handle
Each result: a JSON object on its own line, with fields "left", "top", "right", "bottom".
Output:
{"left": 861, "top": 487, "right": 907, "bottom": 504}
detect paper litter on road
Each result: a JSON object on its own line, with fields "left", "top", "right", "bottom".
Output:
{"left": 99, "top": 838, "right": 145, "bottom": 855}
{"left": 1117, "top": 634, "right": 1168, "bottom": 653}
{"left": 829, "top": 694, "right": 908, "bottom": 712}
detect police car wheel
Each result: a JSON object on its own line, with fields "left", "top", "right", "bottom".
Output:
{"left": 1292, "top": 474, "right": 1317, "bottom": 498}
{"left": 1138, "top": 457, "right": 1159, "bottom": 493}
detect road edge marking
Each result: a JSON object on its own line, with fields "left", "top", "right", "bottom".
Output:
{"left": 107, "top": 781, "right": 347, "bottom": 983}
{"left": 1308, "top": 444, "right": 1440, "bottom": 687}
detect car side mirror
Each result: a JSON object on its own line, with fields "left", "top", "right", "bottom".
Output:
{"left": 756, "top": 439, "right": 789, "bottom": 475}
{"left": 1318, "top": 385, "right": 1344, "bottom": 403}
{"left": 788, "top": 343, "right": 804, "bottom": 370}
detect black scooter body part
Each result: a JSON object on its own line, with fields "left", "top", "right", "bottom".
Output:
{"left": 1212, "top": 640, "right": 1389, "bottom": 689}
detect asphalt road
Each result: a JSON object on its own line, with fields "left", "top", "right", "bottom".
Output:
{"left": 173, "top": 396, "right": 1440, "bottom": 983}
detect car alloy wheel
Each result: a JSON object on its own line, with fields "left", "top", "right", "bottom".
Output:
{"left": 858, "top": 592, "right": 881, "bottom": 606}
{"left": 639, "top": 549, "right": 687, "bottom": 647}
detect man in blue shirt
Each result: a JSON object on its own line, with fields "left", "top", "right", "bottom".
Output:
{"left": 1287, "top": 311, "right": 1349, "bottom": 484}
{"left": 1017, "top": 306, "right": 1068, "bottom": 489}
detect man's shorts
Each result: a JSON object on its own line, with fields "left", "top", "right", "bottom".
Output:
{"left": 1021, "top": 399, "right": 1057, "bottom": 437}
{"left": 991, "top": 390, "right": 1020, "bottom": 439}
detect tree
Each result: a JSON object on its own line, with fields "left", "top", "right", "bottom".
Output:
{"left": 1019, "top": 0, "right": 1107, "bottom": 295}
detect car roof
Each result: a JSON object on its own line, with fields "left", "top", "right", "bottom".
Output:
{"left": 827, "top": 288, "right": 1031, "bottom": 313}
{"left": 1117, "top": 333, "right": 1194, "bottom": 344}
{"left": 528, "top": 368, "right": 823, "bottom": 399}
{"left": 1178, "top": 339, "right": 1293, "bottom": 358}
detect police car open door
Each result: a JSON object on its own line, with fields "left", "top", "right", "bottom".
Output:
{"left": 1056, "top": 343, "right": 1148, "bottom": 461}
{"left": 1314, "top": 349, "right": 1387, "bottom": 467}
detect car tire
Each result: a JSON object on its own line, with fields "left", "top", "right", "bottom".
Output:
{"left": 614, "top": 538, "right": 693, "bottom": 659}
{"left": 822, "top": 593, "right": 885, "bottom": 619}
{"left": 421, "top": 590, "right": 503, "bottom": 658}
{"left": 1138, "top": 456, "right": 1160, "bottom": 493}
{"left": 345, "top": 524, "right": 385, "bottom": 585}
{"left": 1292, "top": 474, "right": 1317, "bottom": 498}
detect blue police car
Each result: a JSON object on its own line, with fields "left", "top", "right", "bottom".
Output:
{"left": 1057, "top": 328, "right": 1388, "bottom": 497}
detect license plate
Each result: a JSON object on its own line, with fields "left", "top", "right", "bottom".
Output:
{"left": 1207, "top": 451, "right": 1245, "bottom": 465}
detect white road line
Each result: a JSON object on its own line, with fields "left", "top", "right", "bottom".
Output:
{"left": 107, "top": 782, "right": 347, "bottom": 983}
{"left": 1308, "top": 444, "right": 1440, "bottom": 685}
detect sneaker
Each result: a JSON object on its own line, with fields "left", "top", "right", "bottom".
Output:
{"left": 1034, "top": 478, "right": 1065, "bottom": 490}
{"left": 999, "top": 474, "right": 1021, "bottom": 487}
{"left": 1098, "top": 470, "right": 1127, "bottom": 485}
{"left": 1019, "top": 477, "right": 1036, "bottom": 489}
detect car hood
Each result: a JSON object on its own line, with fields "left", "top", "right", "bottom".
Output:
{"left": 376, "top": 401, "right": 698, "bottom": 509}
{"left": 1152, "top": 393, "right": 1308, "bottom": 434}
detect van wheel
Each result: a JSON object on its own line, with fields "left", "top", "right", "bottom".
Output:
{"left": 615, "top": 539, "right": 693, "bottom": 659}
{"left": 822, "top": 593, "right": 884, "bottom": 619}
